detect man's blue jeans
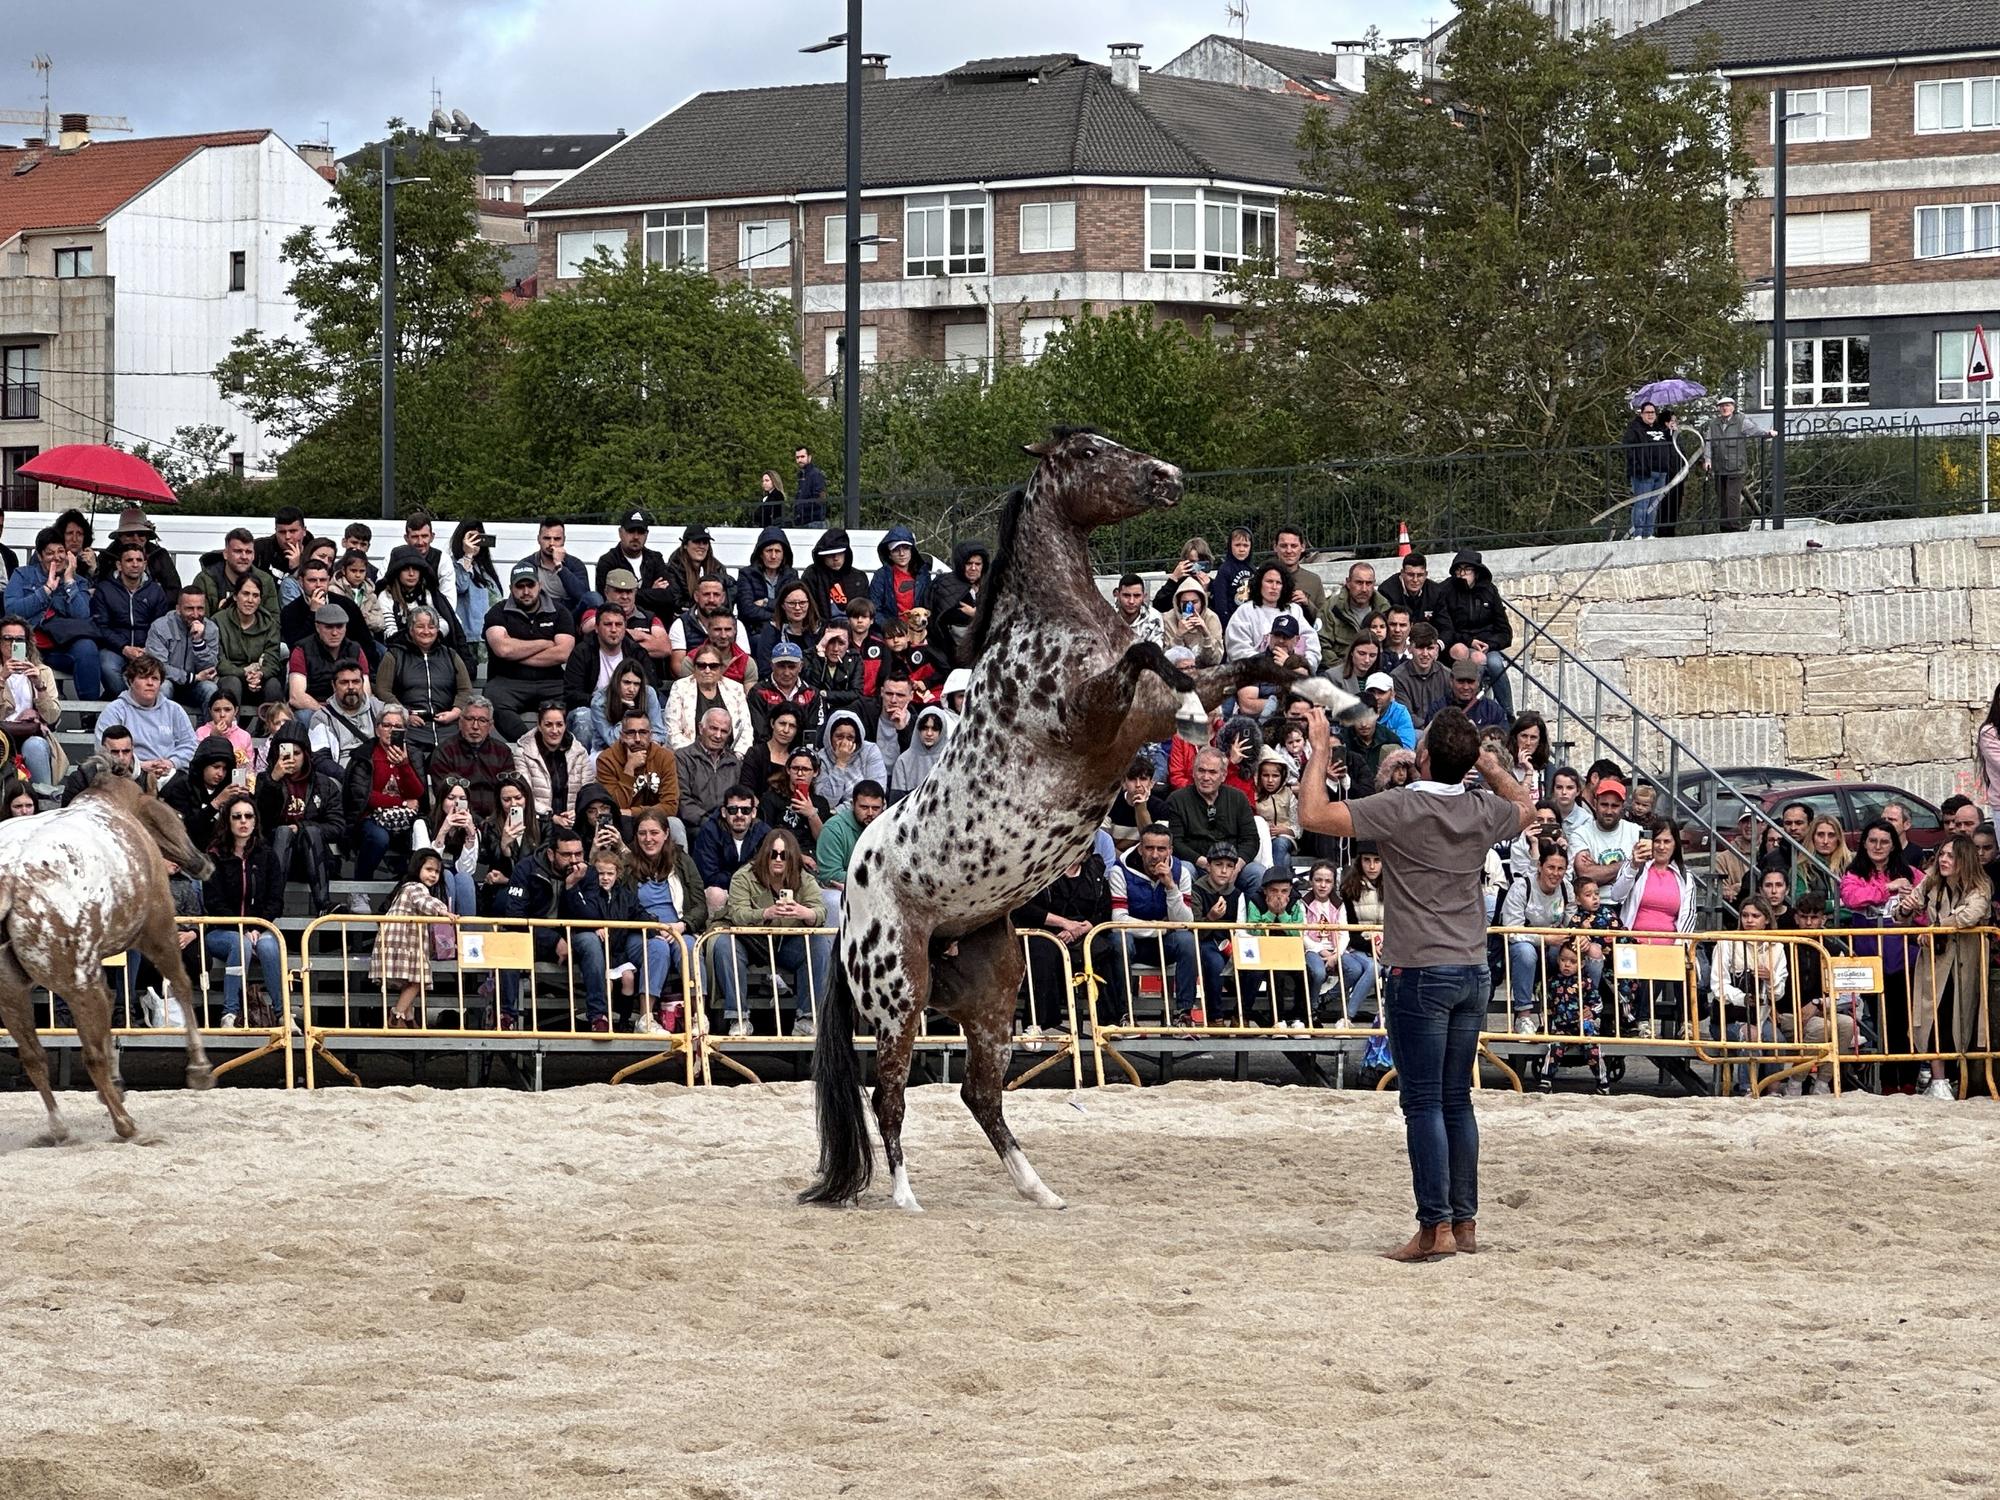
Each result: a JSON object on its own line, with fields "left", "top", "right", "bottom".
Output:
{"left": 1383, "top": 963, "right": 1487, "bottom": 1228}
{"left": 1630, "top": 474, "right": 1669, "bottom": 539}
{"left": 1095, "top": 926, "right": 1199, "bottom": 1021}
{"left": 43, "top": 644, "right": 102, "bottom": 698}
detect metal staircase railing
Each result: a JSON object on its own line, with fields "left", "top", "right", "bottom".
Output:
{"left": 1502, "top": 598, "right": 1833, "bottom": 918}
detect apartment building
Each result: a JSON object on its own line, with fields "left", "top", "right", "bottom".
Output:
{"left": 527, "top": 47, "right": 1326, "bottom": 385}
{"left": 0, "top": 121, "right": 336, "bottom": 510}
{"left": 1649, "top": 0, "right": 2000, "bottom": 430}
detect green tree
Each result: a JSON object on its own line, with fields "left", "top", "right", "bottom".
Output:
{"left": 215, "top": 124, "right": 512, "bottom": 517}
{"left": 124, "top": 423, "right": 259, "bottom": 513}
{"left": 506, "top": 252, "right": 829, "bottom": 520}
{"left": 1238, "top": 0, "right": 1757, "bottom": 463}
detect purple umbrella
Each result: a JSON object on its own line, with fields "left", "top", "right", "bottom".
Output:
{"left": 1630, "top": 378, "right": 1707, "bottom": 410}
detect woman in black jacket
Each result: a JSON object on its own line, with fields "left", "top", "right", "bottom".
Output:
{"left": 926, "top": 540, "right": 989, "bottom": 665}
{"left": 801, "top": 528, "right": 871, "bottom": 625}
{"left": 167, "top": 734, "right": 241, "bottom": 853}
{"left": 254, "top": 720, "right": 346, "bottom": 914}
{"left": 1440, "top": 548, "right": 1515, "bottom": 715}
{"left": 1620, "top": 402, "right": 1676, "bottom": 540}
{"left": 203, "top": 789, "right": 288, "bottom": 1025}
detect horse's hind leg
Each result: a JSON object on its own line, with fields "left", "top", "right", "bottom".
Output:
{"left": 873, "top": 1012, "right": 923, "bottom": 1212}
{"left": 934, "top": 918, "right": 1065, "bottom": 1209}
{"left": 69, "top": 974, "right": 140, "bottom": 1141}
{"left": 0, "top": 974, "right": 66, "bottom": 1144}
{"left": 139, "top": 912, "right": 210, "bottom": 1089}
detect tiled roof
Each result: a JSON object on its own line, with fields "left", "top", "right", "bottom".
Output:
{"left": 1231, "top": 38, "right": 1354, "bottom": 91}
{"left": 0, "top": 130, "right": 269, "bottom": 246}
{"left": 532, "top": 62, "right": 1330, "bottom": 213}
{"left": 1643, "top": 0, "right": 2000, "bottom": 70}
{"left": 338, "top": 132, "right": 625, "bottom": 179}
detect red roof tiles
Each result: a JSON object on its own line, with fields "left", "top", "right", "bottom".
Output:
{"left": 0, "top": 130, "right": 270, "bottom": 247}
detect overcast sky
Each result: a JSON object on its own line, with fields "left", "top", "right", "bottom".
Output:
{"left": 12, "top": 0, "right": 1444, "bottom": 149}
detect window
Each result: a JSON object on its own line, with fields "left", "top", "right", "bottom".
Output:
{"left": 1846, "top": 788, "right": 1939, "bottom": 834}
{"left": 942, "top": 323, "right": 986, "bottom": 371}
{"left": 1773, "top": 86, "right": 1871, "bottom": 141}
{"left": 1148, "top": 189, "right": 1196, "bottom": 269}
{"left": 1, "top": 346, "right": 39, "bottom": 422}
{"left": 1018, "top": 201, "right": 1076, "bottom": 254}
{"left": 486, "top": 183, "right": 511, "bottom": 201}
{"left": 1147, "top": 187, "right": 1277, "bottom": 271}
{"left": 1915, "top": 203, "right": 2000, "bottom": 260}
{"left": 229, "top": 250, "right": 247, "bottom": 292}
{"left": 1019, "top": 316, "right": 1067, "bottom": 362}
{"left": 824, "top": 326, "right": 877, "bottom": 375}
{"left": 643, "top": 209, "right": 706, "bottom": 269}
{"left": 1762, "top": 336, "right": 1870, "bottom": 409}
{"left": 824, "top": 212, "right": 878, "bottom": 264}
{"left": 1777, "top": 210, "right": 1870, "bottom": 266}
{"left": 738, "top": 219, "right": 790, "bottom": 270}
{"left": 520, "top": 185, "right": 550, "bottom": 205}
{"left": 1917, "top": 77, "right": 2000, "bottom": 134}
{"left": 230, "top": 452, "right": 246, "bottom": 479}
{"left": 555, "top": 229, "right": 628, "bottom": 278}
{"left": 53, "top": 246, "right": 93, "bottom": 278}
{"left": 1937, "top": 330, "right": 1992, "bottom": 402}
{"left": 903, "top": 193, "right": 987, "bottom": 276}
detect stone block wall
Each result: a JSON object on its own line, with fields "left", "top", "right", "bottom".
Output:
{"left": 1335, "top": 513, "right": 2000, "bottom": 807}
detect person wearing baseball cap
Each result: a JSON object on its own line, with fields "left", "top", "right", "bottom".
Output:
{"left": 1361, "top": 670, "right": 1417, "bottom": 750}
{"left": 1429, "top": 656, "right": 1510, "bottom": 733}
{"left": 594, "top": 507, "right": 669, "bottom": 600}
{"left": 1702, "top": 392, "right": 1762, "bottom": 534}
{"left": 483, "top": 559, "right": 578, "bottom": 740}
{"left": 663, "top": 523, "right": 727, "bottom": 619}
{"left": 1569, "top": 773, "right": 1644, "bottom": 894}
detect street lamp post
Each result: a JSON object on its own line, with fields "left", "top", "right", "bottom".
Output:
{"left": 805, "top": 0, "right": 865, "bottom": 530}
{"left": 379, "top": 138, "right": 429, "bottom": 523}
{"left": 1770, "top": 87, "right": 1789, "bottom": 531}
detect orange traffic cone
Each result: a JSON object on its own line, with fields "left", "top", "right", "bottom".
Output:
{"left": 1395, "top": 520, "right": 1412, "bottom": 558}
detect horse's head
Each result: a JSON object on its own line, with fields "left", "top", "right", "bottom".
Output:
{"left": 79, "top": 761, "right": 216, "bottom": 880}
{"left": 1023, "top": 427, "right": 1182, "bottom": 529}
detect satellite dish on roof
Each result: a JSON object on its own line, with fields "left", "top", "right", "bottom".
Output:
{"left": 451, "top": 108, "right": 474, "bottom": 133}
{"left": 431, "top": 107, "right": 452, "bottom": 132}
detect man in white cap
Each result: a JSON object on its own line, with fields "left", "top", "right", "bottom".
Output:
{"left": 1364, "top": 671, "right": 1417, "bottom": 750}
{"left": 1701, "top": 395, "right": 1761, "bottom": 533}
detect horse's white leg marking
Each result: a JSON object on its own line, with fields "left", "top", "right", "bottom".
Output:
{"left": 40, "top": 1102, "right": 70, "bottom": 1146}
{"left": 1003, "top": 1147, "right": 1066, "bottom": 1210}
{"left": 890, "top": 1164, "right": 924, "bottom": 1213}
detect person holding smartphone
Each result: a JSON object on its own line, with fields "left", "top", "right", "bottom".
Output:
{"left": 1159, "top": 577, "right": 1222, "bottom": 667}
{"left": 345, "top": 707, "right": 427, "bottom": 880}
{"left": 0, "top": 616, "right": 63, "bottom": 787}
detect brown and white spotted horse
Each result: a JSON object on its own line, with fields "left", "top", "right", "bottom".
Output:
{"left": 0, "top": 762, "right": 216, "bottom": 1143}
{"left": 801, "top": 429, "right": 1358, "bottom": 1211}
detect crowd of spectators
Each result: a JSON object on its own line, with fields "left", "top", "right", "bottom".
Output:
{"left": 1, "top": 503, "right": 1994, "bottom": 1099}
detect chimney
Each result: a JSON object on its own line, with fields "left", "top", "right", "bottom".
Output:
{"left": 57, "top": 112, "right": 90, "bottom": 151}
{"left": 860, "top": 53, "right": 889, "bottom": 82}
{"left": 1109, "top": 42, "right": 1142, "bottom": 94}
{"left": 22, "top": 136, "right": 42, "bottom": 149}
{"left": 296, "top": 141, "right": 334, "bottom": 173}
{"left": 1332, "top": 44, "right": 1367, "bottom": 93}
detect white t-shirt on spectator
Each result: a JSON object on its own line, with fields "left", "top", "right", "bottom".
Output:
{"left": 1571, "top": 815, "right": 1642, "bottom": 867}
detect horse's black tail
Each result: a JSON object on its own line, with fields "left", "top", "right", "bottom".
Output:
{"left": 799, "top": 959, "right": 874, "bottom": 1206}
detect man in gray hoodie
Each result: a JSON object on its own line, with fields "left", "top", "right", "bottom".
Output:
{"left": 144, "top": 585, "right": 222, "bottom": 713}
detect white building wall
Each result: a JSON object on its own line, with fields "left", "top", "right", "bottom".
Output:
{"left": 102, "top": 135, "right": 337, "bottom": 469}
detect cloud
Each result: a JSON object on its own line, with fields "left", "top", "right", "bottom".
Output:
{"left": 10, "top": 0, "right": 1436, "bottom": 148}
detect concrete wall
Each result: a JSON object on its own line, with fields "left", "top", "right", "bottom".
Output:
{"left": 1335, "top": 514, "right": 2000, "bottom": 806}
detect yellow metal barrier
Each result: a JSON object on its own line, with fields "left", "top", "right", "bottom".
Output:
{"left": 1486, "top": 924, "right": 1840, "bottom": 1097}
{"left": 691, "top": 925, "right": 1084, "bottom": 1090}
{"left": 1081, "top": 918, "right": 1386, "bottom": 1088}
{"left": 1821, "top": 923, "right": 1999, "bottom": 1100}
{"left": 299, "top": 913, "right": 696, "bottom": 1090}
{"left": 12, "top": 915, "right": 294, "bottom": 1087}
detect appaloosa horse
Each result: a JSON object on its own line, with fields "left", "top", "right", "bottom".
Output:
{"left": 0, "top": 764, "right": 216, "bottom": 1143}
{"left": 801, "top": 429, "right": 1357, "bottom": 1211}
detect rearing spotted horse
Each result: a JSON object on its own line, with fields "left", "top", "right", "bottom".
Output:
{"left": 801, "top": 429, "right": 1354, "bottom": 1211}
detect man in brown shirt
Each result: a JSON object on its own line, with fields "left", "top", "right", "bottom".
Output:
{"left": 595, "top": 708, "right": 680, "bottom": 820}
{"left": 1299, "top": 705, "right": 1534, "bottom": 1263}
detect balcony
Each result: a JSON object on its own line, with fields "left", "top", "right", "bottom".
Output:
{"left": 1, "top": 480, "right": 38, "bottom": 512}
{"left": 1, "top": 383, "right": 39, "bottom": 421}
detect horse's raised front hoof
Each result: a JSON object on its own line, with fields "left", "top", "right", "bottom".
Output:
{"left": 186, "top": 1063, "right": 214, "bottom": 1092}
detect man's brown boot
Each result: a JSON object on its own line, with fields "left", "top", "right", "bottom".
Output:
{"left": 1451, "top": 1218, "right": 1478, "bottom": 1254}
{"left": 1383, "top": 1223, "right": 1457, "bottom": 1263}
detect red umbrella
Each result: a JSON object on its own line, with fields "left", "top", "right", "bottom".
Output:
{"left": 16, "top": 444, "right": 178, "bottom": 504}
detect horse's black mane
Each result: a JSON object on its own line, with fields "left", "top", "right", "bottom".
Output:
{"left": 961, "top": 427, "right": 1099, "bottom": 659}
{"left": 963, "top": 486, "right": 1025, "bottom": 661}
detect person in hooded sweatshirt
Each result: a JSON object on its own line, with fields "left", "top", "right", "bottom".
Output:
{"left": 166, "top": 733, "right": 244, "bottom": 853}
{"left": 888, "top": 703, "right": 956, "bottom": 799}
{"left": 868, "top": 525, "right": 933, "bottom": 628}
{"left": 927, "top": 540, "right": 988, "bottom": 665}
{"left": 1439, "top": 548, "right": 1515, "bottom": 716}
{"left": 735, "top": 525, "right": 798, "bottom": 634}
{"left": 815, "top": 707, "right": 886, "bottom": 813}
{"left": 1209, "top": 526, "right": 1258, "bottom": 628}
{"left": 802, "top": 529, "right": 871, "bottom": 626}
{"left": 254, "top": 718, "right": 345, "bottom": 912}
{"left": 375, "top": 545, "right": 461, "bottom": 651}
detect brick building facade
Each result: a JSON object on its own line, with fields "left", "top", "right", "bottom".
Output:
{"left": 1650, "top": 0, "right": 2000, "bottom": 431}
{"left": 528, "top": 49, "right": 1323, "bottom": 388}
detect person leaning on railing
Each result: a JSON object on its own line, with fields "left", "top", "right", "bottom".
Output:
{"left": 714, "top": 828, "right": 831, "bottom": 1038}
{"left": 1710, "top": 894, "right": 1789, "bottom": 1097}
{"left": 1601, "top": 817, "right": 1698, "bottom": 1040}
{"left": 1784, "top": 901, "right": 1858, "bottom": 1095}
{"left": 1839, "top": 820, "right": 1922, "bottom": 1093}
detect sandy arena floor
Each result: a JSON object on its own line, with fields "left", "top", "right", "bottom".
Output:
{"left": 3, "top": 1080, "right": 1998, "bottom": 1499}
